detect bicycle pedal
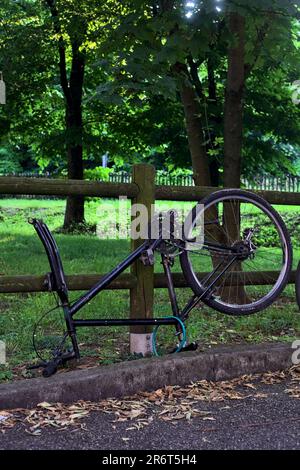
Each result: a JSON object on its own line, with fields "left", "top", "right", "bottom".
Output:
{"left": 169, "top": 342, "right": 198, "bottom": 354}
{"left": 179, "top": 342, "right": 198, "bottom": 352}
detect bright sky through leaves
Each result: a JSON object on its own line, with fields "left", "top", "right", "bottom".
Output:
{"left": 185, "top": 0, "right": 222, "bottom": 18}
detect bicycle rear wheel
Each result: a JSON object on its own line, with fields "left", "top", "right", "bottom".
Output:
{"left": 180, "top": 189, "right": 292, "bottom": 315}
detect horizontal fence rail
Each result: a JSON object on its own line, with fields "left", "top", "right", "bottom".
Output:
{"left": 0, "top": 271, "right": 296, "bottom": 294}
{"left": 0, "top": 176, "right": 139, "bottom": 199}
{"left": 155, "top": 185, "right": 300, "bottom": 205}
{"left": 2, "top": 172, "right": 300, "bottom": 192}
{"left": 0, "top": 274, "right": 137, "bottom": 293}
{"left": 1, "top": 176, "right": 300, "bottom": 205}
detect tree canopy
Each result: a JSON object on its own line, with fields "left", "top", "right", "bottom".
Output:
{"left": 0, "top": 0, "right": 299, "bottom": 186}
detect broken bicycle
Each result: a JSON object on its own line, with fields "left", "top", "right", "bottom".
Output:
{"left": 29, "top": 189, "right": 292, "bottom": 377}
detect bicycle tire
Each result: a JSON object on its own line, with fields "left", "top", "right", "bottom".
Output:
{"left": 180, "top": 189, "right": 292, "bottom": 315}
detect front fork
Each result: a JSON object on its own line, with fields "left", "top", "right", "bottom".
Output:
{"left": 63, "top": 305, "right": 80, "bottom": 359}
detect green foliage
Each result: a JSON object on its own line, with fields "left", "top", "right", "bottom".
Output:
{"left": 156, "top": 168, "right": 193, "bottom": 178}
{"left": 281, "top": 212, "right": 300, "bottom": 246}
{"left": 0, "top": 367, "right": 13, "bottom": 382}
{"left": 0, "top": 144, "right": 36, "bottom": 174}
{"left": 84, "top": 166, "right": 112, "bottom": 181}
{"left": 0, "top": 0, "right": 300, "bottom": 177}
{"left": 246, "top": 211, "right": 300, "bottom": 247}
{"left": 0, "top": 147, "right": 22, "bottom": 174}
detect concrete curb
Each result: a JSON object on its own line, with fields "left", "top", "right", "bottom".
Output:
{"left": 0, "top": 342, "right": 293, "bottom": 410}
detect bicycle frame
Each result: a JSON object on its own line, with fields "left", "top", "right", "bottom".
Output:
{"left": 30, "top": 218, "right": 239, "bottom": 363}
{"left": 69, "top": 237, "right": 160, "bottom": 317}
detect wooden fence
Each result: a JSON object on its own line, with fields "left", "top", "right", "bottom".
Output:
{"left": 0, "top": 164, "right": 298, "bottom": 330}
{"left": 2, "top": 171, "right": 300, "bottom": 192}
{"left": 109, "top": 172, "right": 300, "bottom": 192}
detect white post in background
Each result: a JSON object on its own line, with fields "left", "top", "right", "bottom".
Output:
{"left": 1, "top": 74, "right": 7, "bottom": 364}
{"left": 0, "top": 340, "right": 6, "bottom": 365}
{"left": 0, "top": 72, "right": 6, "bottom": 105}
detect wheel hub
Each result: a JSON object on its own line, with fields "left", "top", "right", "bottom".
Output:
{"left": 232, "top": 241, "right": 252, "bottom": 260}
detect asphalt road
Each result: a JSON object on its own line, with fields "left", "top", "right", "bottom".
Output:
{"left": 1, "top": 377, "right": 299, "bottom": 451}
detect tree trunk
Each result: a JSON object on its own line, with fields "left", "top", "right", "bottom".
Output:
{"left": 159, "top": 0, "right": 210, "bottom": 187}
{"left": 223, "top": 12, "right": 245, "bottom": 188}
{"left": 63, "top": 45, "right": 85, "bottom": 229}
{"left": 63, "top": 118, "right": 84, "bottom": 229}
{"left": 207, "top": 57, "right": 221, "bottom": 187}
{"left": 174, "top": 63, "right": 211, "bottom": 187}
{"left": 46, "top": 1, "right": 86, "bottom": 229}
{"left": 222, "top": 11, "right": 248, "bottom": 304}
{"left": 223, "top": 10, "right": 246, "bottom": 243}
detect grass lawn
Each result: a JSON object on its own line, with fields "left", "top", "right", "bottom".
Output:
{"left": 0, "top": 197, "right": 300, "bottom": 382}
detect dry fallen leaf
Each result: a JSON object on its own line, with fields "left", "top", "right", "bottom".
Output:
{"left": 244, "top": 383, "right": 256, "bottom": 390}
{"left": 1, "top": 366, "right": 298, "bottom": 435}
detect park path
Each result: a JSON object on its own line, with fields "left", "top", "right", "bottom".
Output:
{"left": 1, "top": 370, "right": 299, "bottom": 450}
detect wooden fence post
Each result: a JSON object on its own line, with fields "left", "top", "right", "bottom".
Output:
{"left": 130, "top": 164, "right": 155, "bottom": 355}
